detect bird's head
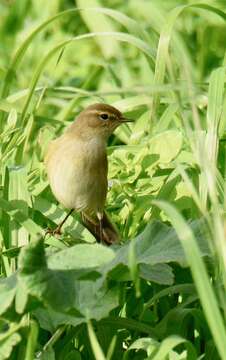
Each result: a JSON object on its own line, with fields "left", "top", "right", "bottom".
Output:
{"left": 68, "top": 103, "right": 133, "bottom": 140}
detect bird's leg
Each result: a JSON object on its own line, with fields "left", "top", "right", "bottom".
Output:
{"left": 45, "top": 209, "right": 74, "bottom": 236}
{"left": 55, "top": 209, "right": 74, "bottom": 234}
{"left": 97, "top": 212, "right": 103, "bottom": 243}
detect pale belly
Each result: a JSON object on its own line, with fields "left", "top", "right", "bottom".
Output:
{"left": 45, "top": 136, "right": 108, "bottom": 213}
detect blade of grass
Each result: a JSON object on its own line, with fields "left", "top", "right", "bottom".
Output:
{"left": 128, "top": 239, "right": 140, "bottom": 298}
{"left": 153, "top": 200, "right": 226, "bottom": 360}
{"left": 151, "top": 4, "right": 226, "bottom": 120}
{"left": 151, "top": 335, "right": 197, "bottom": 360}
{"left": 87, "top": 320, "right": 106, "bottom": 360}
{"left": 100, "top": 317, "right": 157, "bottom": 337}
{"left": 0, "top": 6, "right": 152, "bottom": 126}
{"left": 36, "top": 325, "right": 66, "bottom": 359}
{"left": 140, "top": 283, "right": 195, "bottom": 320}
{"left": 24, "top": 320, "right": 39, "bottom": 360}
{"left": 20, "top": 32, "right": 154, "bottom": 125}
{"left": 106, "top": 335, "right": 117, "bottom": 360}
{"left": 204, "top": 67, "right": 225, "bottom": 196}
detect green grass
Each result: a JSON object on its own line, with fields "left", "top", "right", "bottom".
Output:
{"left": 0, "top": 0, "right": 226, "bottom": 359}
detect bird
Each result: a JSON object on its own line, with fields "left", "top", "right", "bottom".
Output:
{"left": 44, "top": 103, "right": 133, "bottom": 245}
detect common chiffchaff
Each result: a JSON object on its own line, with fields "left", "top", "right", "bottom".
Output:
{"left": 45, "top": 103, "right": 132, "bottom": 244}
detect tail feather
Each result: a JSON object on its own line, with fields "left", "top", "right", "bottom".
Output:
{"left": 81, "top": 211, "right": 120, "bottom": 245}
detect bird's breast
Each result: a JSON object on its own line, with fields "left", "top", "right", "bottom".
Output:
{"left": 45, "top": 135, "right": 108, "bottom": 212}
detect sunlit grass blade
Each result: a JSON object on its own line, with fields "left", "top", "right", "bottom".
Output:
{"left": 151, "top": 335, "right": 197, "bottom": 360}
{"left": 152, "top": 4, "right": 226, "bottom": 119}
{"left": 0, "top": 5, "right": 152, "bottom": 127}
{"left": 128, "top": 239, "right": 140, "bottom": 297}
{"left": 24, "top": 320, "right": 39, "bottom": 360}
{"left": 87, "top": 320, "right": 106, "bottom": 360}
{"left": 20, "top": 32, "right": 154, "bottom": 126}
{"left": 106, "top": 335, "right": 117, "bottom": 360}
{"left": 36, "top": 326, "right": 66, "bottom": 359}
{"left": 204, "top": 67, "right": 225, "bottom": 198}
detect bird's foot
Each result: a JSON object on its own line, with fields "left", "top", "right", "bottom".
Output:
{"left": 45, "top": 226, "right": 62, "bottom": 237}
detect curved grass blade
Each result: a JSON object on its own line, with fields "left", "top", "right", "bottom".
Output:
{"left": 1, "top": 7, "right": 150, "bottom": 101}
{"left": 20, "top": 32, "right": 154, "bottom": 124}
{"left": 152, "top": 4, "right": 226, "bottom": 119}
{"left": 151, "top": 335, "right": 197, "bottom": 360}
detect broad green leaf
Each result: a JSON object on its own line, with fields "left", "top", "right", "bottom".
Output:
{"left": 33, "top": 307, "right": 84, "bottom": 332}
{"left": 33, "top": 283, "right": 119, "bottom": 328}
{"left": 48, "top": 244, "right": 115, "bottom": 270}
{"left": 134, "top": 220, "right": 209, "bottom": 266}
{"left": 104, "top": 220, "right": 210, "bottom": 277}
{"left": 140, "top": 263, "right": 174, "bottom": 285}
{"left": 18, "top": 238, "right": 118, "bottom": 320}
{"left": 18, "top": 239, "right": 100, "bottom": 311}
{"left": 74, "top": 282, "right": 119, "bottom": 321}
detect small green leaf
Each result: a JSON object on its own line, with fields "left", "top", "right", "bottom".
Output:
{"left": 149, "top": 130, "right": 182, "bottom": 163}
{"left": 0, "top": 274, "right": 17, "bottom": 315}
{"left": 0, "top": 333, "right": 21, "bottom": 360}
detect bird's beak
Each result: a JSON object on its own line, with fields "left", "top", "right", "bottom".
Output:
{"left": 120, "top": 116, "right": 134, "bottom": 123}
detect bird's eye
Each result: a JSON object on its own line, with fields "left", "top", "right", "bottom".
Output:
{"left": 100, "top": 113, "right": 109, "bottom": 120}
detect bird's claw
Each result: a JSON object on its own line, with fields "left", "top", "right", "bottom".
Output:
{"left": 45, "top": 227, "right": 62, "bottom": 237}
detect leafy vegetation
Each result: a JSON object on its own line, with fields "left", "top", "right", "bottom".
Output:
{"left": 0, "top": 0, "right": 226, "bottom": 359}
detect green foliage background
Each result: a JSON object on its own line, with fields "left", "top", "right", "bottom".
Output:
{"left": 0, "top": 0, "right": 226, "bottom": 359}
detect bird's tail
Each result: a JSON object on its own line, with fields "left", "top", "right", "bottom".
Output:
{"left": 81, "top": 211, "right": 120, "bottom": 245}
